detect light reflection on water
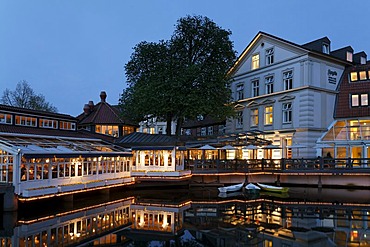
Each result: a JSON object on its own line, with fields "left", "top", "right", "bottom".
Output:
{"left": 1, "top": 187, "right": 369, "bottom": 246}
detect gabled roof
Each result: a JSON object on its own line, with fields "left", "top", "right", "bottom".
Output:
{"left": 228, "top": 31, "right": 353, "bottom": 76}
{"left": 76, "top": 91, "right": 137, "bottom": 126}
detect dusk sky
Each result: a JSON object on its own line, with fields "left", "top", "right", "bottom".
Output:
{"left": 1, "top": 0, "right": 369, "bottom": 116}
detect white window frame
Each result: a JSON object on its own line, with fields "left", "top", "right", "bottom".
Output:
{"left": 351, "top": 94, "right": 359, "bottom": 107}
{"left": 361, "top": 93, "right": 368, "bottom": 106}
{"left": 250, "top": 108, "right": 259, "bottom": 127}
{"left": 236, "top": 83, "right": 244, "bottom": 100}
{"left": 265, "top": 76, "right": 274, "bottom": 94}
{"left": 322, "top": 43, "right": 330, "bottom": 54}
{"left": 252, "top": 79, "right": 259, "bottom": 97}
{"left": 0, "top": 113, "right": 12, "bottom": 124}
{"left": 347, "top": 51, "right": 353, "bottom": 62}
{"left": 201, "top": 127, "right": 206, "bottom": 136}
{"left": 208, "top": 126, "right": 213, "bottom": 136}
{"left": 265, "top": 48, "right": 274, "bottom": 65}
{"left": 264, "top": 106, "right": 273, "bottom": 125}
{"left": 283, "top": 70, "right": 293, "bottom": 90}
{"left": 251, "top": 53, "right": 260, "bottom": 70}
{"left": 282, "top": 103, "right": 292, "bottom": 123}
{"left": 236, "top": 111, "right": 243, "bottom": 129}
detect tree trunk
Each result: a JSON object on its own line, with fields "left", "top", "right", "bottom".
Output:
{"left": 175, "top": 117, "right": 183, "bottom": 137}
{"left": 166, "top": 114, "right": 172, "bottom": 136}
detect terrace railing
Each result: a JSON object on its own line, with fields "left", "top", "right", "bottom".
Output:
{"left": 185, "top": 157, "right": 370, "bottom": 174}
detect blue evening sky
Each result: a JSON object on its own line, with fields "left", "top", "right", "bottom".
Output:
{"left": 1, "top": 0, "right": 369, "bottom": 116}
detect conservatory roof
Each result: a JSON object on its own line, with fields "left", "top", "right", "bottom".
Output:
{"left": 0, "top": 134, "right": 132, "bottom": 158}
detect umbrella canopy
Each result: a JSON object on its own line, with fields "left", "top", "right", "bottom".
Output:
{"left": 242, "top": 145, "right": 259, "bottom": 150}
{"left": 198, "top": 144, "right": 217, "bottom": 150}
{"left": 219, "top": 145, "right": 237, "bottom": 150}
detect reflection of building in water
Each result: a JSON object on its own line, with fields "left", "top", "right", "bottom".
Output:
{"left": 187, "top": 200, "right": 369, "bottom": 247}
{"left": 3, "top": 198, "right": 133, "bottom": 247}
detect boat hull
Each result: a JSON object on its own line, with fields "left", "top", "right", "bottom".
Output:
{"left": 257, "top": 183, "right": 289, "bottom": 193}
{"left": 218, "top": 183, "right": 244, "bottom": 193}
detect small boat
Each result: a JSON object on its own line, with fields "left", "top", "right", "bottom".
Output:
{"left": 218, "top": 183, "right": 244, "bottom": 193}
{"left": 245, "top": 183, "right": 261, "bottom": 191}
{"left": 257, "top": 183, "right": 289, "bottom": 193}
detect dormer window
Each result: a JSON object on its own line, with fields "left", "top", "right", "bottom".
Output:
{"left": 322, "top": 43, "right": 330, "bottom": 54}
{"left": 251, "top": 54, "right": 260, "bottom": 70}
{"left": 347, "top": 51, "right": 353, "bottom": 62}
{"left": 361, "top": 57, "right": 366, "bottom": 64}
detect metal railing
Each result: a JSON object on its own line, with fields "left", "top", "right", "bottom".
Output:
{"left": 185, "top": 157, "right": 370, "bottom": 174}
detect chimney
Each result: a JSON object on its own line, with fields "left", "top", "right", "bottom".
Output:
{"left": 83, "top": 104, "right": 90, "bottom": 115}
{"left": 100, "top": 91, "right": 107, "bottom": 102}
{"left": 88, "top": 100, "right": 94, "bottom": 110}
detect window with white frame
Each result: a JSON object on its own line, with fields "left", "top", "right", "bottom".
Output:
{"left": 208, "top": 126, "right": 213, "bottom": 136}
{"left": 283, "top": 70, "right": 293, "bottom": 90}
{"left": 15, "top": 115, "right": 37, "bottom": 127}
{"left": 251, "top": 54, "right": 259, "bottom": 70}
{"left": 236, "top": 111, "right": 243, "bottom": 128}
{"left": 265, "top": 48, "right": 274, "bottom": 65}
{"left": 60, "top": 121, "right": 76, "bottom": 130}
{"left": 361, "top": 57, "right": 366, "bottom": 64}
{"left": 322, "top": 43, "right": 330, "bottom": 54}
{"left": 264, "top": 106, "right": 273, "bottom": 125}
{"left": 252, "top": 79, "right": 259, "bottom": 97}
{"left": 265, "top": 76, "right": 274, "bottom": 94}
{"left": 282, "top": 102, "right": 292, "bottom": 123}
{"left": 346, "top": 51, "right": 353, "bottom": 62}
{"left": 0, "top": 113, "right": 12, "bottom": 124}
{"left": 236, "top": 84, "right": 244, "bottom": 100}
{"left": 201, "top": 127, "right": 206, "bottom": 136}
{"left": 351, "top": 94, "right": 369, "bottom": 107}
{"left": 250, "top": 108, "right": 259, "bottom": 127}
{"left": 39, "top": 118, "right": 58, "bottom": 129}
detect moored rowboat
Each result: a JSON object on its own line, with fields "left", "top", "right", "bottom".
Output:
{"left": 245, "top": 183, "right": 261, "bottom": 190}
{"left": 257, "top": 183, "right": 289, "bottom": 193}
{"left": 218, "top": 183, "right": 244, "bottom": 193}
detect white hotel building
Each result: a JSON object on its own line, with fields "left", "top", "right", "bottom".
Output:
{"left": 226, "top": 32, "right": 366, "bottom": 159}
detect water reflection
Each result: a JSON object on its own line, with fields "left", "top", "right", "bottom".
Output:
{"left": 0, "top": 187, "right": 369, "bottom": 246}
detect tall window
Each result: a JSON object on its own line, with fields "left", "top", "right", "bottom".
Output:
{"left": 236, "top": 84, "right": 244, "bottom": 100}
{"left": 251, "top": 108, "right": 259, "bottom": 127}
{"left": 361, "top": 94, "right": 369, "bottom": 106}
{"left": 265, "top": 76, "right": 274, "bottom": 94}
{"left": 264, "top": 106, "right": 273, "bottom": 125}
{"left": 236, "top": 111, "right": 243, "bottom": 128}
{"left": 251, "top": 54, "right": 259, "bottom": 70}
{"left": 322, "top": 43, "right": 330, "bottom": 54}
{"left": 252, "top": 80, "right": 259, "bottom": 97}
{"left": 346, "top": 51, "right": 353, "bottom": 62}
{"left": 283, "top": 70, "right": 293, "bottom": 90}
{"left": 265, "top": 48, "right": 274, "bottom": 65}
{"left": 282, "top": 103, "right": 292, "bottom": 123}
{"left": 208, "top": 126, "right": 213, "bottom": 136}
{"left": 351, "top": 95, "right": 359, "bottom": 107}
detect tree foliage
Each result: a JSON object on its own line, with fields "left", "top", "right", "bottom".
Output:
{"left": 120, "top": 15, "right": 237, "bottom": 135}
{"left": 1, "top": 80, "right": 58, "bottom": 112}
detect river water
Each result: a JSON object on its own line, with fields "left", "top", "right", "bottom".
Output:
{"left": 3, "top": 186, "right": 370, "bottom": 246}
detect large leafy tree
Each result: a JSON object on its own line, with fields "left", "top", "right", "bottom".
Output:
{"left": 1, "top": 80, "right": 58, "bottom": 112}
{"left": 120, "top": 15, "right": 236, "bottom": 135}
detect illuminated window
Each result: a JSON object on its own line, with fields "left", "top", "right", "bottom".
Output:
{"left": 350, "top": 72, "right": 358, "bottom": 82}
{"left": 282, "top": 103, "right": 292, "bottom": 123}
{"left": 60, "top": 121, "right": 76, "bottom": 130}
{"left": 251, "top": 54, "right": 259, "bottom": 70}
{"left": 359, "top": 71, "right": 367, "bottom": 80}
{"left": 236, "top": 111, "right": 243, "bottom": 128}
{"left": 96, "top": 125, "right": 119, "bottom": 137}
{"left": 361, "top": 94, "right": 368, "bottom": 106}
{"left": 252, "top": 80, "right": 259, "bottom": 97}
{"left": 351, "top": 95, "right": 359, "bottom": 107}
{"left": 264, "top": 106, "right": 273, "bottom": 125}
{"left": 236, "top": 84, "right": 244, "bottom": 100}
{"left": 283, "top": 70, "right": 293, "bottom": 90}
{"left": 251, "top": 108, "right": 259, "bottom": 127}
{"left": 266, "top": 48, "right": 274, "bottom": 65}
{"left": 15, "top": 115, "right": 37, "bottom": 127}
{"left": 39, "top": 119, "right": 58, "bottom": 129}
{"left": 265, "top": 76, "right": 274, "bottom": 94}
{"left": 0, "top": 113, "right": 12, "bottom": 124}
{"left": 347, "top": 51, "right": 353, "bottom": 62}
